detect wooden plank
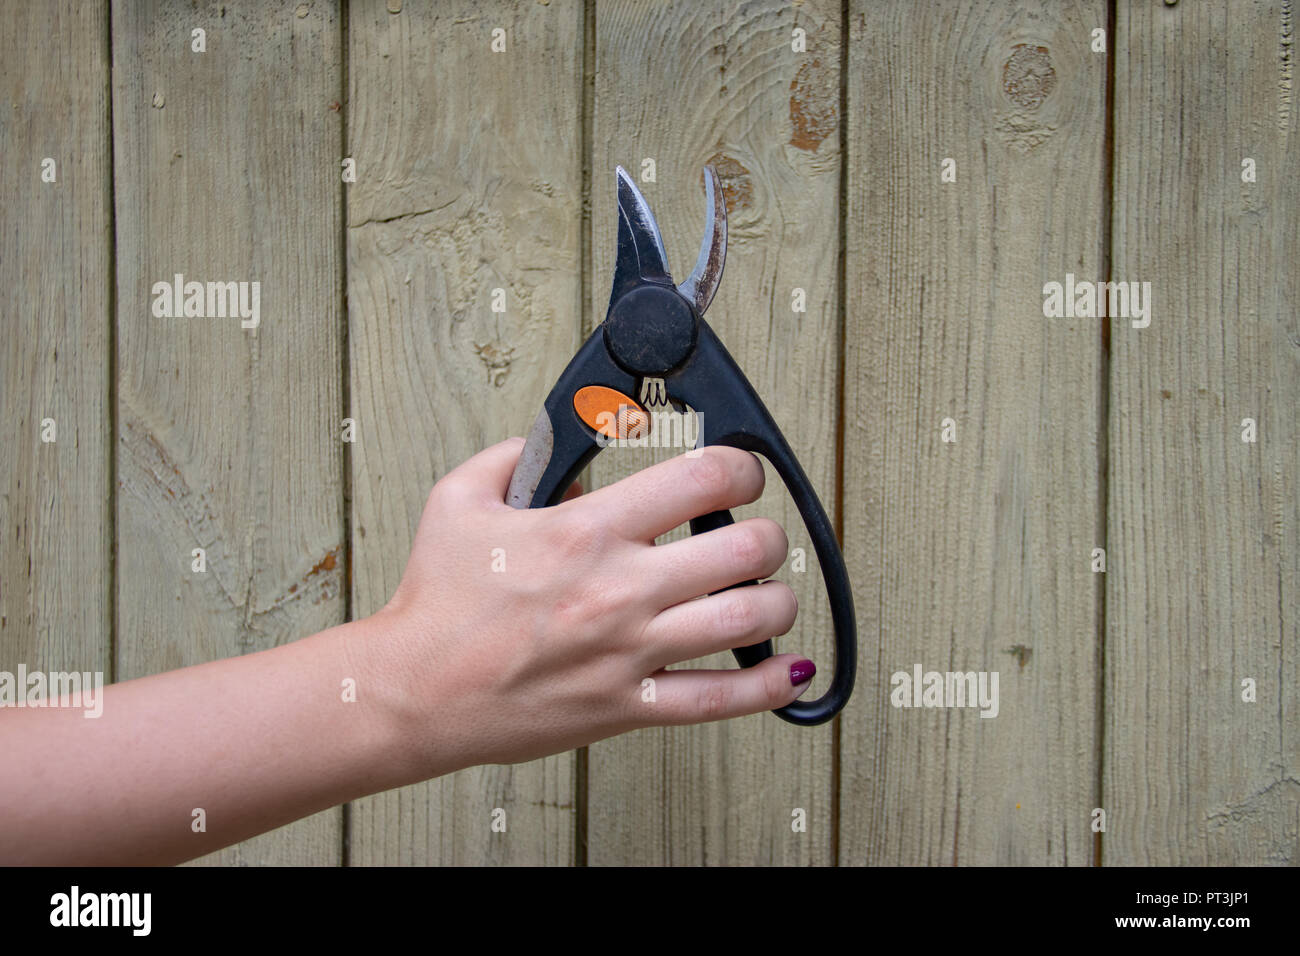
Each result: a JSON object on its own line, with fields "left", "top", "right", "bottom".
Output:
{"left": 111, "top": 0, "right": 345, "bottom": 865}
{"left": 586, "top": 0, "right": 842, "bottom": 866}
{"left": 346, "top": 0, "right": 583, "bottom": 865}
{"left": 0, "top": 3, "right": 112, "bottom": 693}
{"left": 1104, "top": 0, "right": 1299, "bottom": 865}
{"left": 841, "top": 0, "right": 1108, "bottom": 864}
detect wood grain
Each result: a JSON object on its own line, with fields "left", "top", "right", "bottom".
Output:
{"left": 4, "top": 0, "right": 1296, "bottom": 868}
{"left": 346, "top": 0, "right": 583, "bottom": 865}
{"left": 1104, "top": 0, "right": 1300, "bottom": 865}
{"left": 841, "top": 0, "right": 1108, "bottom": 865}
{"left": 587, "top": 0, "right": 843, "bottom": 865}
{"left": 111, "top": 0, "right": 345, "bottom": 865}
{"left": 0, "top": 2, "right": 112, "bottom": 688}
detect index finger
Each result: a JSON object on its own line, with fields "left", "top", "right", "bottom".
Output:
{"left": 564, "top": 445, "right": 765, "bottom": 541}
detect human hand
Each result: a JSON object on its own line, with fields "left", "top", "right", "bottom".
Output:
{"left": 368, "top": 437, "right": 813, "bottom": 775}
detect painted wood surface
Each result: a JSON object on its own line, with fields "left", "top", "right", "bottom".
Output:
{"left": 1104, "top": 0, "right": 1299, "bottom": 865}
{"left": 1, "top": 2, "right": 113, "bottom": 707}
{"left": 346, "top": 0, "right": 583, "bottom": 865}
{"left": 586, "top": 0, "right": 842, "bottom": 865}
{"left": 111, "top": 0, "right": 345, "bottom": 864}
{"left": 0, "top": 0, "right": 1293, "bottom": 866}
{"left": 841, "top": 0, "right": 1108, "bottom": 865}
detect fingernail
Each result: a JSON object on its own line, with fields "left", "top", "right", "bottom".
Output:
{"left": 789, "top": 659, "right": 816, "bottom": 686}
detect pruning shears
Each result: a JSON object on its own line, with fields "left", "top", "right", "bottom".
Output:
{"left": 506, "top": 166, "right": 855, "bottom": 726}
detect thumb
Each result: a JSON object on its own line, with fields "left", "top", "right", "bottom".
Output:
{"left": 442, "top": 436, "right": 527, "bottom": 505}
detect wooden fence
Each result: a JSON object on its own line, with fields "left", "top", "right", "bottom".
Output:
{"left": 1, "top": 0, "right": 1295, "bottom": 865}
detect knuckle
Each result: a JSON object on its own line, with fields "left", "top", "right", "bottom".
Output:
{"left": 729, "top": 524, "right": 767, "bottom": 570}
{"left": 425, "top": 479, "right": 457, "bottom": 512}
{"left": 433, "top": 469, "right": 475, "bottom": 502}
{"left": 552, "top": 512, "right": 609, "bottom": 561}
{"left": 423, "top": 482, "right": 442, "bottom": 508}
{"left": 754, "top": 518, "right": 788, "bottom": 569}
{"left": 551, "top": 590, "right": 592, "bottom": 633}
{"left": 584, "top": 580, "right": 622, "bottom": 624}
{"left": 695, "top": 678, "right": 732, "bottom": 721}
{"left": 736, "top": 451, "right": 765, "bottom": 502}
{"left": 776, "top": 584, "right": 799, "bottom": 633}
{"left": 754, "top": 582, "right": 798, "bottom": 637}
{"left": 687, "top": 451, "right": 732, "bottom": 503}
{"left": 423, "top": 481, "right": 470, "bottom": 526}
{"left": 609, "top": 678, "right": 647, "bottom": 731}
{"left": 717, "top": 591, "right": 758, "bottom": 637}
{"left": 551, "top": 581, "right": 622, "bottom": 640}
{"left": 764, "top": 663, "right": 791, "bottom": 703}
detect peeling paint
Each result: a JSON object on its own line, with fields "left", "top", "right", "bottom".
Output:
{"left": 307, "top": 548, "right": 338, "bottom": 577}
{"left": 706, "top": 151, "right": 754, "bottom": 212}
{"left": 474, "top": 340, "right": 515, "bottom": 387}
{"left": 789, "top": 58, "right": 837, "bottom": 151}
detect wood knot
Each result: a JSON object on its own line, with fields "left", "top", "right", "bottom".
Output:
{"left": 705, "top": 151, "right": 754, "bottom": 213}
{"left": 474, "top": 341, "right": 514, "bottom": 387}
{"left": 1002, "top": 44, "right": 1056, "bottom": 110}
{"left": 1004, "top": 644, "right": 1033, "bottom": 670}
{"left": 789, "top": 58, "right": 837, "bottom": 152}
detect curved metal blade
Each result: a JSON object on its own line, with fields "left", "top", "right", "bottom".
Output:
{"left": 608, "top": 166, "right": 671, "bottom": 310}
{"left": 675, "top": 165, "right": 727, "bottom": 315}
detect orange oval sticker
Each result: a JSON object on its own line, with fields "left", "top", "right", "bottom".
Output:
{"left": 573, "top": 386, "right": 651, "bottom": 440}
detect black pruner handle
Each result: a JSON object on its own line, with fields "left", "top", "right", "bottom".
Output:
{"left": 687, "top": 509, "right": 771, "bottom": 668}
{"left": 506, "top": 329, "right": 640, "bottom": 509}
{"left": 673, "top": 323, "right": 857, "bottom": 727}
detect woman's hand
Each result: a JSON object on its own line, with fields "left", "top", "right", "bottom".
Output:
{"left": 368, "top": 438, "right": 812, "bottom": 776}
{"left": 0, "top": 438, "right": 810, "bottom": 864}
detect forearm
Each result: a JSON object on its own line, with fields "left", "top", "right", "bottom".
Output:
{"left": 0, "top": 442, "right": 810, "bottom": 865}
{"left": 0, "top": 612, "right": 441, "bottom": 866}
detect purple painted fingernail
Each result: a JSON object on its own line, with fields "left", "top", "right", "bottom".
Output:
{"left": 789, "top": 659, "right": 816, "bottom": 686}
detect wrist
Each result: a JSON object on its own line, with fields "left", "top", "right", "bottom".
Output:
{"left": 337, "top": 604, "right": 468, "bottom": 791}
